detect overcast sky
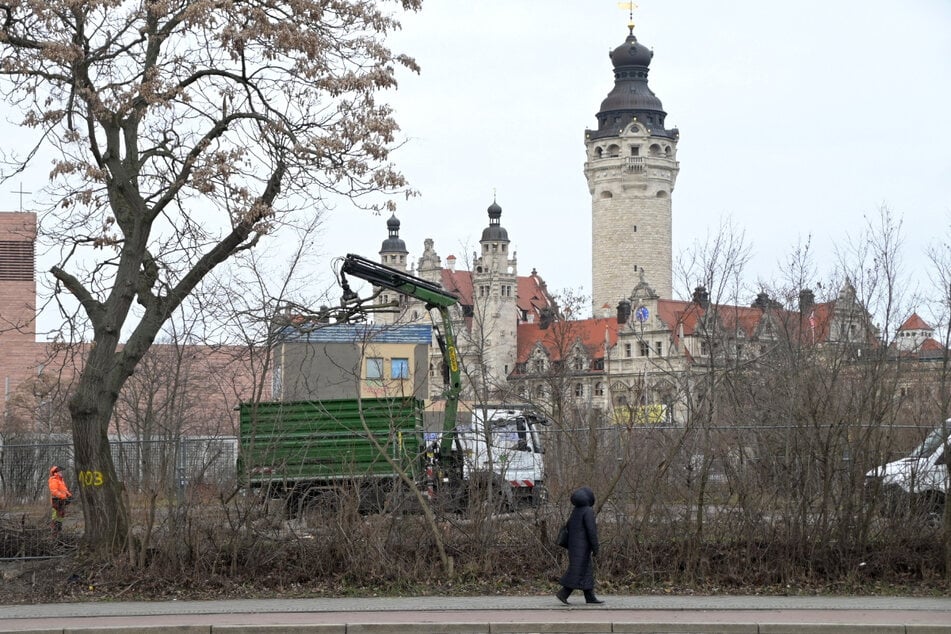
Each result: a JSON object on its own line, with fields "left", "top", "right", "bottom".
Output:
{"left": 320, "top": 0, "right": 951, "bottom": 310}
{"left": 3, "top": 1, "right": 950, "bottom": 318}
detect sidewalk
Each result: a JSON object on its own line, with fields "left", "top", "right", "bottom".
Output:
{"left": 1, "top": 595, "right": 950, "bottom": 633}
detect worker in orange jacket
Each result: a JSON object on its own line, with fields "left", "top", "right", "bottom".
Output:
{"left": 48, "top": 465, "right": 72, "bottom": 537}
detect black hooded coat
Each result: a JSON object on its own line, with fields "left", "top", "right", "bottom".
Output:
{"left": 559, "top": 487, "right": 600, "bottom": 590}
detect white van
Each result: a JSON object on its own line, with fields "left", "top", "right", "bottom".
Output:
{"left": 865, "top": 419, "right": 951, "bottom": 517}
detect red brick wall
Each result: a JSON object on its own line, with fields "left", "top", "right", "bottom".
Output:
{"left": 0, "top": 212, "right": 44, "bottom": 411}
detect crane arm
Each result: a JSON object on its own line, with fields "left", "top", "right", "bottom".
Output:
{"left": 338, "top": 253, "right": 462, "bottom": 452}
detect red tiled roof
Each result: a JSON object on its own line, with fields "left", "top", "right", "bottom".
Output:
{"left": 654, "top": 298, "right": 846, "bottom": 347}
{"left": 888, "top": 336, "right": 948, "bottom": 361}
{"left": 437, "top": 269, "right": 468, "bottom": 303}
{"left": 899, "top": 313, "right": 932, "bottom": 332}
{"left": 516, "top": 318, "right": 619, "bottom": 364}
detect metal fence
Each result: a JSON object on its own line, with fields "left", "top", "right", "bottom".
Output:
{"left": 0, "top": 435, "right": 237, "bottom": 504}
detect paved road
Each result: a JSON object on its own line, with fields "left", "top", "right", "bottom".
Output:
{"left": 1, "top": 595, "right": 951, "bottom": 633}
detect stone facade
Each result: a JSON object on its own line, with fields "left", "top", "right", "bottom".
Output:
{"left": 586, "top": 129, "right": 678, "bottom": 310}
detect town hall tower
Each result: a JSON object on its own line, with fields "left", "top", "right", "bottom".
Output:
{"left": 585, "top": 23, "right": 679, "bottom": 310}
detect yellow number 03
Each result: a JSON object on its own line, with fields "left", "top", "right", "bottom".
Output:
{"left": 79, "top": 470, "right": 104, "bottom": 487}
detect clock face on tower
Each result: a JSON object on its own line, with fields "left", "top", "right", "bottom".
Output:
{"left": 635, "top": 306, "right": 650, "bottom": 323}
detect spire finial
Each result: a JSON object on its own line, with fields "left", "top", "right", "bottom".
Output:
{"left": 618, "top": 1, "right": 638, "bottom": 34}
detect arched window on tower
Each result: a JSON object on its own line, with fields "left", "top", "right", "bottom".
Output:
{"left": 649, "top": 143, "right": 662, "bottom": 157}
{"left": 656, "top": 190, "right": 668, "bottom": 198}
{"left": 606, "top": 144, "right": 620, "bottom": 158}
{"left": 595, "top": 147, "right": 603, "bottom": 159}
{"left": 600, "top": 190, "right": 613, "bottom": 199}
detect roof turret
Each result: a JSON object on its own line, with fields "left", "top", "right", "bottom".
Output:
{"left": 380, "top": 213, "right": 407, "bottom": 254}
{"left": 481, "top": 199, "right": 509, "bottom": 242}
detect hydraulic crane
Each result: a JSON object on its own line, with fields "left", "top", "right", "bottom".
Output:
{"left": 338, "top": 253, "right": 462, "bottom": 459}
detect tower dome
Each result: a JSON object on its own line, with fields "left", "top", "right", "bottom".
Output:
{"left": 380, "top": 213, "right": 407, "bottom": 254}
{"left": 590, "top": 29, "right": 676, "bottom": 140}
{"left": 481, "top": 200, "right": 509, "bottom": 242}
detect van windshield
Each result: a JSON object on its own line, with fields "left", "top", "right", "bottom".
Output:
{"left": 911, "top": 420, "right": 951, "bottom": 458}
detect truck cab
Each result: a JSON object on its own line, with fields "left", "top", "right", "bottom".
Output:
{"left": 454, "top": 408, "right": 547, "bottom": 507}
{"left": 865, "top": 418, "right": 951, "bottom": 518}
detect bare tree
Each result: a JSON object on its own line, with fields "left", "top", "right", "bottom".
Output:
{"left": 0, "top": 0, "right": 420, "bottom": 552}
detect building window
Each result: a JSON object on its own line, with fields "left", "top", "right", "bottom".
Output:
{"left": 655, "top": 341, "right": 663, "bottom": 356}
{"left": 700, "top": 341, "right": 709, "bottom": 356}
{"left": 391, "top": 358, "right": 409, "bottom": 379}
{"left": 594, "top": 382, "right": 604, "bottom": 396}
{"left": 367, "top": 357, "right": 384, "bottom": 380}
{"left": 574, "top": 383, "right": 584, "bottom": 398}
{"left": 624, "top": 343, "right": 632, "bottom": 358}
{"left": 573, "top": 357, "right": 584, "bottom": 371}
{"left": 640, "top": 342, "right": 650, "bottom": 357}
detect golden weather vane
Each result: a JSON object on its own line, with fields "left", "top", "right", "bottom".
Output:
{"left": 617, "top": 1, "right": 638, "bottom": 32}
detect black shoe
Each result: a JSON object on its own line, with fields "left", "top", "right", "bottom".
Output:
{"left": 584, "top": 592, "right": 604, "bottom": 604}
{"left": 556, "top": 588, "right": 571, "bottom": 605}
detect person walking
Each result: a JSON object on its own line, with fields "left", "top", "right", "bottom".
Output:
{"left": 556, "top": 486, "right": 603, "bottom": 605}
{"left": 48, "top": 465, "right": 72, "bottom": 537}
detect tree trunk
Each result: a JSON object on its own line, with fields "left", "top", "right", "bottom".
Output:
{"left": 70, "top": 369, "right": 130, "bottom": 553}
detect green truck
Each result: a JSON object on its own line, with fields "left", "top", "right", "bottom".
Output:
{"left": 238, "top": 396, "right": 425, "bottom": 512}
{"left": 237, "top": 254, "right": 548, "bottom": 514}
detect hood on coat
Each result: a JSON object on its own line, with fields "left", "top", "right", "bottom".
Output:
{"left": 50, "top": 466, "right": 61, "bottom": 476}
{"left": 570, "top": 486, "right": 595, "bottom": 508}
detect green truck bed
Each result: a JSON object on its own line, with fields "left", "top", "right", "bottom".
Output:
{"left": 238, "top": 397, "right": 425, "bottom": 487}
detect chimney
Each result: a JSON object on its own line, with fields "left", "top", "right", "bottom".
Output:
{"left": 539, "top": 307, "right": 553, "bottom": 330}
{"left": 799, "top": 288, "right": 815, "bottom": 313}
{"left": 446, "top": 255, "right": 456, "bottom": 271}
{"left": 753, "top": 292, "right": 770, "bottom": 310}
{"left": 616, "top": 299, "right": 631, "bottom": 325}
{"left": 692, "top": 286, "right": 709, "bottom": 309}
